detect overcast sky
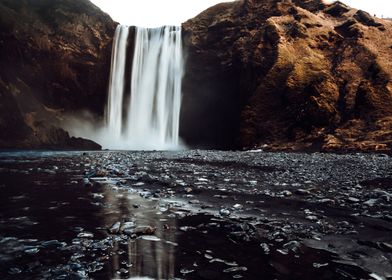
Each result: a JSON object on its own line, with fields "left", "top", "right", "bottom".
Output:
{"left": 89, "top": 0, "right": 392, "bottom": 27}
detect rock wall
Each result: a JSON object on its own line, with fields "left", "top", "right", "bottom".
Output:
{"left": 0, "top": 0, "right": 116, "bottom": 149}
{"left": 181, "top": 0, "right": 392, "bottom": 152}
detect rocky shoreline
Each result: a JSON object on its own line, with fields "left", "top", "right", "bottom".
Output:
{"left": 0, "top": 150, "right": 391, "bottom": 279}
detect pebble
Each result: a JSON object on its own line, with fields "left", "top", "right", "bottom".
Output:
{"left": 77, "top": 232, "right": 94, "bottom": 238}
{"left": 313, "top": 263, "right": 329, "bottom": 268}
{"left": 220, "top": 209, "right": 231, "bottom": 216}
{"left": 180, "top": 268, "right": 195, "bottom": 274}
{"left": 283, "top": 241, "right": 301, "bottom": 253}
{"left": 223, "top": 267, "right": 248, "bottom": 273}
{"left": 184, "top": 187, "right": 193, "bottom": 193}
{"left": 24, "top": 247, "right": 40, "bottom": 254}
{"left": 180, "top": 226, "right": 196, "bottom": 232}
{"left": 189, "top": 199, "right": 200, "bottom": 204}
{"left": 133, "top": 226, "right": 156, "bottom": 236}
{"left": 109, "top": 222, "right": 121, "bottom": 234}
{"left": 281, "top": 190, "right": 292, "bottom": 197}
{"left": 295, "top": 189, "right": 310, "bottom": 195}
{"left": 9, "top": 268, "right": 22, "bottom": 274}
{"left": 233, "top": 204, "right": 243, "bottom": 210}
{"left": 347, "top": 197, "right": 360, "bottom": 203}
{"left": 260, "top": 243, "right": 270, "bottom": 254}
{"left": 139, "top": 235, "right": 161, "bottom": 242}
{"left": 363, "top": 199, "right": 378, "bottom": 207}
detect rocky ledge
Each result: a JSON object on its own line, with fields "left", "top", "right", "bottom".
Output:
{"left": 0, "top": 0, "right": 116, "bottom": 149}
{"left": 181, "top": 0, "right": 392, "bottom": 152}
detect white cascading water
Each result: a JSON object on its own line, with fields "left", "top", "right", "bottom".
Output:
{"left": 105, "top": 25, "right": 183, "bottom": 150}
{"left": 107, "top": 25, "right": 129, "bottom": 140}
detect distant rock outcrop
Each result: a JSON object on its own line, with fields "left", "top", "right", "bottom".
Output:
{"left": 181, "top": 0, "right": 392, "bottom": 152}
{"left": 0, "top": 0, "right": 116, "bottom": 149}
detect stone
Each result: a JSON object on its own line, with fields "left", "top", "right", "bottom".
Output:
{"left": 281, "top": 190, "right": 293, "bottom": 197}
{"left": 295, "top": 189, "right": 310, "bottom": 195}
{"left": 363, "top": 199, "right": 378, "bottom": 207}
{"left": 223, "top": 267, "right": 248, "bottom": 273}
{"left": 219, "top": 209, "right": 231, "bottom": 216}
{"left": 233, "top": 204, "right": 243, "bottom": 210}
{"left": 260, "top": 243, "right": 270, "bottom": 254}
{"left": 189, "top": 199, "right": 201, "bottom": 204}
{"left": 306, "top": 215, "right": 318, "bottom": 221}
{"left": 133, "top": 226, "right": 156, "bottom": 236}
{"left": 283, "top": 241, "right": 301, "bottom": 253}
{"left": 347, "top": 197, "right": 360, "bottom": 203}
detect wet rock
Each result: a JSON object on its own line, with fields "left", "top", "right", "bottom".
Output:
{"left": 41, "top": 240, "right": 66, "bottom": 248}
{"left": 347, "top": 197, "right": 360, "bottom": 203}
{"left": 109, "top": 222, "right": 121, "bottom": 234}
{"left": 295, "top": 189, "right": 311, "bottom": 195}
{"left": 281, "top": 190, "right": 293, "bottom": 197}
{"left": 306, "top": 215, "right": 318, "bottom": 221}
{"left": 260, "top": 243, "right": 270, "bottom": 254}
{"left": 283, "top": 241, "right": 301, "bottom": 253}
{"left": 184, "top": 187, "right": 193, "bottom": 193}
{"left": 77, "top": 232, "right": 94, "bottom": 238}
{"left": 233, "top": 204, "right": 243, "bottom": 210}
{"left": 313, "top": 262, "right": 329, "bottom": 268}
{"left": 219, "top": 209, "right": 231, "bottom": 217}
{"left": 120, "top": 221, "right": 136, "bottom": 233}
{"left": 318, "top": 198, "right": 335, "bottom": 204}
{"left": 276, "top": 248, "right": 289, "bottom": 255}
{"left": 209, "top": 258, "right": 238, "bottom": 266}
{"left": 139, "top": 235, "right": 161, "bottom": 242}
{"left": 83, "top": 178, "right": 92, "bottom": 187}
{"left": 24, "top": 247, "right": 40, "bottom": 254}
{"left": 223, "top": 266, "right": 248, "bottom": 273}
{"left": 8, "top": 267, "right": 22, "bottom": 274}
{"left": 180, "top": 226, "right": 196, "bottom": 232}
{"left": 180, "top": 268, "right": 195, "bottom": 274}
{"left": 189, "top": 199, "right": 201, "bottom": 204}
{"left": 379, "top": 242, "right": 392, "bottom": 252}
{"left": 363, "top": 199, "right": 378, "bottom": 207}
{"left": 133, "top": 226, "right": 156, "bottom": 236}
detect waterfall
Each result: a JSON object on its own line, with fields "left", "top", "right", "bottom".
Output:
{"left": 107, "top": 25, "right": 129, "bottom": 140}
{"left": 105, "top": 25, "right": 183, "bottom": 150}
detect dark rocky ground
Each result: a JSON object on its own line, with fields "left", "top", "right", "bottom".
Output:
{"left": 0, "top": 150, "right": 391, "bottom": 279}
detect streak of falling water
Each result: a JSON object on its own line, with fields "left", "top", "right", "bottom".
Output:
{"left": 105, "top": 25, "right": 183, "bottom": 150}
{"left": 107, "top": 25, "right": 129, "bottom": 140}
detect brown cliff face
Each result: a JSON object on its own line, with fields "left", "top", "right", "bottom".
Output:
{"left": 182, "top": 0, "right": 392, "bottom": 152}
{"left": 0, "top": 0, "right": 116, "bottom": 149}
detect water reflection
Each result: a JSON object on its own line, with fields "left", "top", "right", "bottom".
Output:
{"left": 100, "top": 185, "right": 177, "bottom": 279}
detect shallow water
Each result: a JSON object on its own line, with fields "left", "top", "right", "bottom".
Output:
{"left": 0, "top": 150, "right": 391, "bottom": 279}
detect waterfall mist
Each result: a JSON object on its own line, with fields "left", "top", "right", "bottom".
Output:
{"left": 67, "top": 25, "right": 184, "bottom": 150}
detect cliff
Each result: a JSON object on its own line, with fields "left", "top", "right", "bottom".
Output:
{"left": 0, "top": 0, "right": 116, "bottom": 149}
{"left": 181, "top": 0, "right": 392, "bottom": 152}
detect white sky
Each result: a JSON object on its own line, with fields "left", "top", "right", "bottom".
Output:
{"left": 90, "top": 0, "right": 392, "bottom": 27}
